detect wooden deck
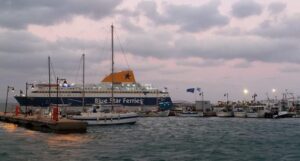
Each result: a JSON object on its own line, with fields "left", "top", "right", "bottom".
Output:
{"left": 0, "top": 112, "right": 87, "bottom": 133}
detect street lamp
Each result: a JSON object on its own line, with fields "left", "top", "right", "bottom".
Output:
{"left": 4, "top": 86, "right": 14, "bottom": 115}
{"left": 25, "top": 82, "right": 34, "bottom": 117}
{"left": 243, "top": 89, "right": 249, "bottom": 95}
{"left": 224, "top": 93, "right": 229, "bottom": 105}
{"left": 243, "top": 89, "right": 249, "bottom": 104}
{"left": 272, "top": 88, "right": 277, "bottom": 101}
{"left": 56, "top": 77, "right": 66, "bottom": 107}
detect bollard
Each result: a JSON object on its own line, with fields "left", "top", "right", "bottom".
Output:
{"left": 52, "top": 107, "right": 59, "bottom": 121}
{"left": 15, "top": 105, "right": 20, "bottom": 116}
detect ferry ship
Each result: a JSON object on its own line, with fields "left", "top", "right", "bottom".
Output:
{"left": 14, "top": 70, "right": 172, "bottom": 111}
{"left": 14, "top": 25, "right": 172, "bottom": 111}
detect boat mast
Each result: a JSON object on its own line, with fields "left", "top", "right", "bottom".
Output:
{"left": 111, "top": 24, "right": 114, "bottom": 111}
{"left": 82, "top": 54, "right": 85, "bottom": 110}
{"left": 48, "top": 56, "right": 51, "bottom": 105}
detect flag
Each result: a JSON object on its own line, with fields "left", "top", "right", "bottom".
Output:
{"left": 196, "top": 88, "right": 201, "bottom": 92}
{"left": 199, "top": 92, "right": 203, "bottom": 96}
{"left": 186, "top": 88, "right": 195, "bottom": 93}
{"left": 224, "top": 93, "right": 228, "bottom": 97}
{"left": 252, "top": 93, "right": 257, "bottom": 98}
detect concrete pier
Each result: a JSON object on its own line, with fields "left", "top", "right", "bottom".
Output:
{"left": 0, "top": 112, "right": 87, "bottom": 133}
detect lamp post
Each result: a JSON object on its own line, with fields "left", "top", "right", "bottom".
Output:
{"left": 224, "top": 93, "right": 229, "bottom": 106}
{"left": 272, "top": 88, "right": 277, "bottom": 102}
{"left": 56, "top": 77, "right": 66, "bottom": 108}
{"left": 4, "top": 86, "right": 14, "bottom": 115}
{"left": 25, "top": 82, "right": 34, "bottom": 117}
{"left": 243, "top": 89, "right": 249, "bottom": 104}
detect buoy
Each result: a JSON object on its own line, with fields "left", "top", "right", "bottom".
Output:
{"left": 52, "top": 107, "right": 59, "bottom": 121}
{"left": 15, "top": 105, "right": 20, "bottom": 116}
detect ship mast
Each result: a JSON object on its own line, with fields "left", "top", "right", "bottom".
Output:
{"left": 48, "top": 56, "right": 51, "bottom": 105}
{"left": 82, "top": 54, "right": 85, "bottom": 110}
{"left": 111, "top": 24, "right": 114, "bottom": 111}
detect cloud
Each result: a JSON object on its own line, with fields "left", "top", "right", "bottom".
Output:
{"left": 120, "top": 18, "right": 144, "bottom": 33}
{"left": 252, "top": 14, "right": 300, "bottom": 38}
{"left": 137, "top": 0, "right": 229, "bottom": 32}
{"left": 231, "top": 59, "right": 252, "bottom": 68}
{"left": 268, "top": 2, "right": 286, "bottom": 14}
{"left": 231, "top": 0, "right": 263, "bottom": 18}
{"left": 123, "top": 28, "right": 300, "bottom": 64}
{"left": 0, "top": 30, "right": 110, "bottom": 81}
{"left": 0, "top": 0, "right": 122, "bottom": 29}
{"left": 176, "top": 58, "right": 224, "bottom": 67}
{"left": 280, "top": 65, "right": 300, "bottom": 73}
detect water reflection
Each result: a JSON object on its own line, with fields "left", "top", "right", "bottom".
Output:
{"left": 1, "top": 123, "right": 18, "bottom": 132}
{"left": 46, "top": 134, "right": 91, "bottom": 147}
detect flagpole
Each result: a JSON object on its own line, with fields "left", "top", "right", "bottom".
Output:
{"left": 226, "top": 93, "right": 229, "bottom": 105}
{"left": 201, "top": 92, "right": 204, "bottom": 112}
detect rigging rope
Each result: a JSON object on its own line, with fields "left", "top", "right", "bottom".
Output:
{"left": 116, "top": 33, "right": 130, "bottom": 70}
{"left": 116, "top": 31, "right": 130, "bottom": 70}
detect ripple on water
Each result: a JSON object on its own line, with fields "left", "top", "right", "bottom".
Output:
{"left": 1, "top": 118, "right": 300, "bottom": 161}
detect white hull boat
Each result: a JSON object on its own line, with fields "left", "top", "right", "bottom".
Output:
{"left": 216, "top": 111, "right": 233, "bottom": 117}
{"left": 177, "top": 111, "right": 203, "bottom": 117}
{"left": 69, "top": 112, "right": 138, "bottom": 125}
{"left": 139, "top": 110, "right": 170, "bottom": 117}
{"left": 246, "top": 112, "right": 259, "bottom": 118}
{"left": 246, "top": 111, "right": 265, "bottom": 118}
{"left": 273, "top": 111, "right": 296, "bottom": 119}
{"left": 234, "top": 112, "right": 246, "bottom": 118}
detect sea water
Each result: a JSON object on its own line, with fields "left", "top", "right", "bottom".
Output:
{"left": 1, "top": 117, "right": 300, "bottom": 161}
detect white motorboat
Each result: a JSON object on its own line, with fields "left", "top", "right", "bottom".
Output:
{"left": 273, "top": 111, "right": 296, "bottom": 119}
{"left": 216, "top": 107, "right": 233, "bottom": 117}
{"left": 69, "top": 105, "right": 138, "bottom": 125}
{"left": 177, "top": 111, "right": 203, "bottom": 117}
{"left": 246, "top": 105, "right": 267, "bottom": 118}
{"left": 233, "top": 106, "right": 246, "bottom": 118}
{"left": 138, "top": 110, "right": 170, "bottom": 117}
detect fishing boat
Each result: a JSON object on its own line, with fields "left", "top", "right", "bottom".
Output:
{"left": 246, "top": 105, "right": 267, "bottom": 118}
{"left": 233, "top": 105, "right": 247, "bottom": 118}
{"left": 216, "top": 107, "right": 233, "bottom": 117}
{"left": 177, "top": 111, "right": 204, "bottom": 117}
{"left": 177, "top": 106, "right": 203, "bottom": 117}
{"left": 138, "top": 110, "right": 170, "bottom": 117}
{"left": 273, "top": 100, "right": 296, "bottom": 118}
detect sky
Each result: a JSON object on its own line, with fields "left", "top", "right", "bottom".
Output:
{"left": 1, "top": 0, "right": 300, "bottom": 103}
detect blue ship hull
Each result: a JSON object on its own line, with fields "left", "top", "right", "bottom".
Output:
{"left": 14, "top": 96, "right": 172, "bottom": 108}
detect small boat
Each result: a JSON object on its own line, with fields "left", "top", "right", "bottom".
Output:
{"left": 69, "top": 104, "right": 138, "bottom": 125}
{"left": 273, "top": 111, "right": 296, "bottom": 118}
{"left": 216, "top": 107, "right": 233, "bottom": 117}
{"left": 176, "top": 105, "right": 203, "bottom": 117}
{"left": 273, "top": 104, "right": 296, "bottom": 119}
{"left": 138, "top": 110, "right": 170, "bottom": 117}
{"left": 246, "top": 105, "right": 267, "bottom": 118}
{"left": 177, "top": 111, "right": 203, "bottom": 117}
{"left": 233, "top": 106, "right": 246, "bottom": 118}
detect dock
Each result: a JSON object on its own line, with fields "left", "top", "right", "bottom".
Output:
{"left": 0, "top": 112, "right": 87, "bottom": 133}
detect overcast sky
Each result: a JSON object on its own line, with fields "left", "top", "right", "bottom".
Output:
{"left": 1, "top": 0, "right": 300, "bottom": 103}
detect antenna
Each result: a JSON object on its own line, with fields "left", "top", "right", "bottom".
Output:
{"left": 111, "top": 24, "right": 114, "bottom": 111}
{"left": 82, "top": 54, "right": 85, "bottom": 111}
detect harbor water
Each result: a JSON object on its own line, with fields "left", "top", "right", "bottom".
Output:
{"left": 1, "top": 117, "right": 300, "bottom": 161}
